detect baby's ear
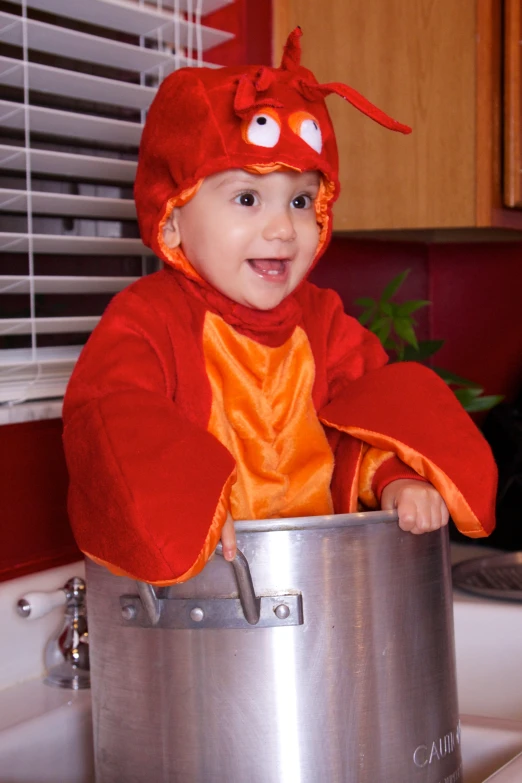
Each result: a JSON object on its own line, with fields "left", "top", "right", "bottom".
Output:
{"left": 162, "top": 208, "right": 181, "bottom": 249}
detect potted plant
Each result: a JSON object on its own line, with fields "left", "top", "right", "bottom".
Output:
{"left": 355, "top": 270, "right": 503, "bottom": 413}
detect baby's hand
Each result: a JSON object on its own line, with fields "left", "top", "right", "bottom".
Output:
{"left": 381, "top": 479, "right": 449, "bottom": 535}
{"left": 220, "top": 512, "right": 237, "bottom": 561}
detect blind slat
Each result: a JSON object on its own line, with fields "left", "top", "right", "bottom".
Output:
{"left": 0, "top": 100, "right": 142, "bottom": 147}
{"left": 0, "top": 276, "right": 139, "bottom": 294}
{"left": 153, "top": 0, "right": 234, "bottom": 13}
{"left": 1, "top": 316, "right": 100, "bottom": 336}
{"left": 0, "top": 345, "right": 82, "bottom": 367}
{"left": 1, "top": 347, "right": 87, "bottom": 405}
{"left": 0, "top": 233, "right": 150, "bottom": 255}
{"left": 0, "top": 55, "right": 157, "bottom": 111}
{"left": 0, "top": 400, "right": 63, "bottom": 424}
{"left": 4, "top": 2, "right": 233, "bottom": 52}
{"left": 0, "top": 189, "right": 137, "bottom": 219}
{"left": 0, "top": 145, "right": 137, "bottom": 183}
{"left": 0, "top": 380, "right": 71, "bottom": 403}
{"left": 0, "top": 11, "right": 194, "bottom": 74}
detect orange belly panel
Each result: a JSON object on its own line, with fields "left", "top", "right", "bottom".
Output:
{"left": 203, "top": 311, "right": 334, "bottom": 520}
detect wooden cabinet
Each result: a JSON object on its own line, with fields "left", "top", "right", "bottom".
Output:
{"left": 274, "top": 0, "right": 522, "bottom": 232}
{"left": 504, "top": 0, "right": 522, "bottom": 208}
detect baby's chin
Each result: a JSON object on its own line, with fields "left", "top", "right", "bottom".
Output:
{"left": 212, "top": 279, "right": 293, "bottom": 311}
{"left": 240, "top": 288, "right": 292, "bottom": 311}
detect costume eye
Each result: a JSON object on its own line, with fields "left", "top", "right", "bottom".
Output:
{"left": 242, "top": 109, "right": 281, "bottom": 148}
{"left": 288, "top": 112, "right": 323, "bottom": 154}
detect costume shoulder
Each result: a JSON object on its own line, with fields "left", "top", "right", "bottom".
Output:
{"left": 320, "top": 361, "right": 497, "bottom": 537}
{"left": 295, "top": 282, "right": 388, "bottom": 408}
{"left": 63, "top": 268, "right": 235, "bottom": 585}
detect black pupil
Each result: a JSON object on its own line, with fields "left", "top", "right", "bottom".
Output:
{"left": 257, "top": 117, "right": 267, "bottom": 125}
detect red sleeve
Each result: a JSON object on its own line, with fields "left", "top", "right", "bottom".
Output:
{"left": 357, "top": 446, "right": 426, "bottom": 509}
{"left": 320, "top": 362, "right": 497, "bottom": 537}
{"left": 63, "top": 288, "right": 235, "bottom": 585}
{"left": 371, "top": 454, "right": 426, "bottom": 500}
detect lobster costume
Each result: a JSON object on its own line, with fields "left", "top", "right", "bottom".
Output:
{"left": 63, "top": 30, "right": 497, "bottom": 585}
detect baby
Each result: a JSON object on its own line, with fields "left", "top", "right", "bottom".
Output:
{"left": 161, "top": 166, "right": 449, "bottom": 560}
{"left": 62, "top": 29, "right": 496, "bottom": 583}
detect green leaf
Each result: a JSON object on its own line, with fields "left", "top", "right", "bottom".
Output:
{"left": 380, "top": 269, "right": 410, "bottom": 303}
{"left": 396, "top": 300, "right": 431, "bottom": 316}
{"left": 369, "top": 316, "right": 390, "bottom": 334}
{"left": 433, "top": 367, "right": 481, "bottom": 388}
{"left": 454, "top": 390, "right": 504, "bottom": 413}
{"left": 355, "top": 297, "right": 375, "bottom": 308}
{"left": 402, "top": 340, "right": 444, "bottom": 362}
{"left": 375, "top": 320, "right": 392, "bottom": 345}
{"left": 381, "top": 301, "right": 393, "bottom": 316}
{"left": 357, "top": 309, "right": 374, "bottom": 326}
{"left": 454, "top": 387, "right": 484, "bottom": 400}
{"left": 393, "top": 317, "right": 419, "bottom": 349}
{"left": 453, "top": 387, "right": 484, "bottom": 410}
{"left": 384, "top": 336, "right": 400, "bottom": 353}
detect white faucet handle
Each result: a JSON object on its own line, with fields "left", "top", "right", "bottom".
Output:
{"left": 17, "top": 589, "right": 66, "bottom": 620}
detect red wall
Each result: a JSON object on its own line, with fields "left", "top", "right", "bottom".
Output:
{"left": 202, "top": 0, "right": 272, "bottom": 66}
{"left": 0, "top": 419, "right": 80, "bottom": 581}
{"left": 312, "top": 238, "right": 522, "bottom": 403}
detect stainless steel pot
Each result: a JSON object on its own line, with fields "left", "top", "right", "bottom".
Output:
{"left": 86, "top": 511, "right": 462, "bottom": 783}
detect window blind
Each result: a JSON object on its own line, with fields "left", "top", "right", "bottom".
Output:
{"left": 0, "top": 0, "right": 233, "bottom": 410}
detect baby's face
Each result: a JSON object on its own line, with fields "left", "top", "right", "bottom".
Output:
{"left": 163, "top": 169, "right": 321, "bottom": 310}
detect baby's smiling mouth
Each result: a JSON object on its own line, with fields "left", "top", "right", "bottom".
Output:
{"left": 247, "top": 258, "right": 289, "bottom": 280}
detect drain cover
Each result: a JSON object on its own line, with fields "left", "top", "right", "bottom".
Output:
{"left": 452, "top": 552, "right": 522, "bottom": 601}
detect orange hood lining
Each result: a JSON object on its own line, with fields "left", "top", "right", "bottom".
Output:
{"left": 156, "top": 164, "right": 336, "bottom": 282}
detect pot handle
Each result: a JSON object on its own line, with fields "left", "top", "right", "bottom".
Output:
{"left": 136, "top": 581, "right": 162, "bottom": 626}
{"left": 136, "top": 544, "right": 260, "bottom": 627}
{"left": 215, "top": 543, "right": 260, "bottom": 625}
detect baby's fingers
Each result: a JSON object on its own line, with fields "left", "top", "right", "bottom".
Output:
{"left": 407, "top": 491, "right": 449, "bottom": 535}
{"left": 221, "top": 513, "right": 237, "bottom": 561}
{"left": 396, "top": 496, "right": 419, "bottom": 533}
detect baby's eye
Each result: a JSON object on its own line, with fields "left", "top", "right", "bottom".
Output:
{"left": 242, "top": 110, "right": 281, "bottom": 148}
{"left": 292, "top": 194, "right": 313, "bottom": 209}
{"left": 288, "top": 112, "right": 323, "bottom": 154}
{"left": 235, "top": 192, "right": 258, "bottom": 207}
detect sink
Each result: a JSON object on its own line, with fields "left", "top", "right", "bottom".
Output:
{"left": 1, "top": 683, "right": 521, "bottom": 783}
{"left": 1, "top": 545, "right": 521, "bottom": 782}
{"left": 482, "top": 751, "right": 522, "bottom": 782}
{"left": 0, "top": 679, "right": 94, "bottom": 783}
{"left": 461, "top": 715, "right": 522, "bottom": 783}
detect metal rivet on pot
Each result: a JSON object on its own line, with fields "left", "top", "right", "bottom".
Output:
{"left": 274, "top": 604, "right": 290, "bottom": 620}
{"left": 122, "top": 605, "right": 137, "bottom": 621}
{"left": 190, "top": 607, "right": 205, "bottom": 623}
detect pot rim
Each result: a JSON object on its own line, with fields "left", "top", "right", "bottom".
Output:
{"left": 234, "top": 509, "right": 399, "bottom": 534}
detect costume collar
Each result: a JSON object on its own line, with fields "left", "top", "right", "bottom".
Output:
{"left": 166, "top": 260, "right": 302, "bottom": 347}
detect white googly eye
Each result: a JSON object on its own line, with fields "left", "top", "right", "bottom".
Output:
{"left": 299, "top": 118, "right": 322, "bottom": 153}
{"left": 244, "top": 112, "right": 281, "bottom": 148}
{"left": 289, "top": 112, "right": 323, "bottom": 154}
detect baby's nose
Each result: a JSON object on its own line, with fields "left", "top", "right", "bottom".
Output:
{"left": 262, "top": 208, "right": 297, "bottom": 242}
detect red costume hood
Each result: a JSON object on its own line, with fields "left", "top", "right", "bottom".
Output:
{"left": 134, "top": 27, "right": 411, "bottom": 270}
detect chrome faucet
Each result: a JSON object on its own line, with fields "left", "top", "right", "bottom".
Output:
{"left": 17, "top": 576, "right": 90, "bottom": 690}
